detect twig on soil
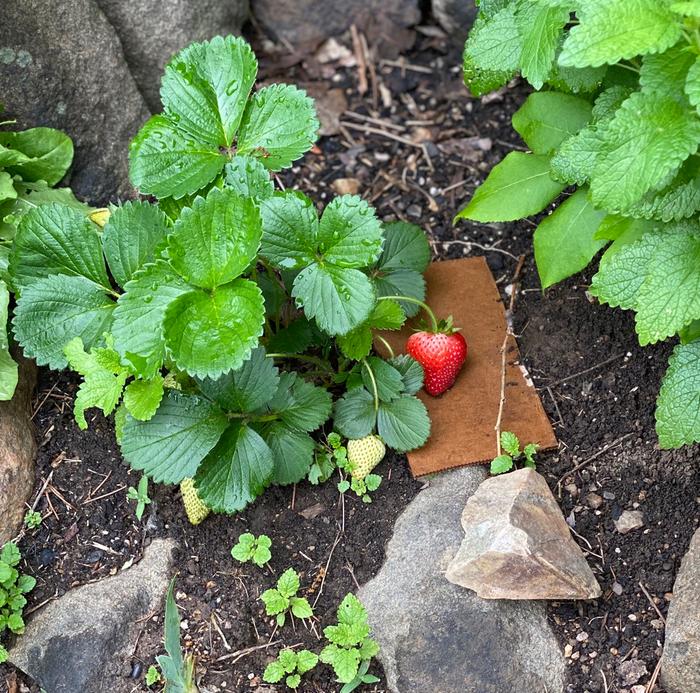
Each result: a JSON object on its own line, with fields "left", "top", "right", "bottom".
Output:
{"left": 82, "top": 484, "right": 127, "bottom": 505}
{"left": 600, "top": 669, "right": 609, "bottom": 693}
{"left": 439, "top": 239, "right": 519, "bottom": 261}
{"left": 344, "top": 110, "right": 406, "bottom": 132}
{"left": 638, "top": 581, "right": 666, "bottom": 624}
{"left": 556, "top": 432, "right": 635, "bottom": 488}
{"left": 211, "top": 613, "right": 232, "bottom": 650}
{"left": 350, "top": 25, "right": 368, "bottom": 96}
{"left": 312, "top": 528, "right": 343, "bottom": 608}
{"left": 359, "top": 32, "right": 378, "bottom": 110}
{"left": 380, "top": 58, "right": 433, "bottom": 74}
{"left": 48, "top": 483, "right": 75, "bottom": 511}
{"left": 546, "top": 386, "right": 564, "bottom": 427}
{"left": 25, "top": 590, "right": 59, "bottom": 615}
{"left": 548, "top": 353, "right": 625, "bottom": 387}
{"left": 646, "top": 656, "right": 662, "bottom": 692}
{"left": 339, "top": 121, "right": 424, "bottom": 150}
{"left": 31, "top": 381, "right": 58, "bottom": 419}
{"left": 214, "top": 639, "right": 284, "bottom": 664}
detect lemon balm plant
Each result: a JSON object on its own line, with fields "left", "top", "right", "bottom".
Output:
{"left": 460, "top": 0, "right": 700, "bottom": 448}
{"left": 8, "top": 36, "right": 431, "bottom": 514}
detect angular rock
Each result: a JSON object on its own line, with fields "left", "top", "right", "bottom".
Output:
{"left": 95, "top": 0, "right": 249, "bottom": 111}
{"left": 358, "top": 465, "right": 566, "bottom": 693}
{"left": 446, "top": 468, "right": 601, "bottom": 600}
{"left": 10, "top": 538, "right": 177, "bottom": 693}
{"left": 250, "top": 0, "right": 420, "bottom": 53}
{"left": 0, "top": 356, "right": 36, "bottom": 545}
{"left": 615, "top": 509, "right": 644, "bottom": 534}
{"left": 0, "top": 0, "right": 150, "bottom": 203}
{"left": 661, "top": 528, "right": 700, "bottom": 693}
{"left": 432, "top": 0, "right": 478, "bottom": 37}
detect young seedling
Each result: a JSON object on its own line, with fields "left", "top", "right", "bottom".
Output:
{"left": 490, "top": 431, "right": 538, "bottom": 475}
{"left": 0, "top": 543, "right": 36, "bottom": 664}
{"left": 23, "top": 509, "right": 42, "bottom": 530}
{"left": 260, "top": 568, "right": 313, "bottom": 627}
{"left": 231, "top": 532, "right": 272, "bottom": 568}
{"left": 156, "top": 578, "right": 198, "bottom": 692}
{"left": 263, "top": 648, "right": 318, "bottom": 689}
{"left": 320, "top": 593, "right": 379, "bottom": 685}
{"left": 340, "top": 659, "right": 381, "bottom": 693}
{"left": 145, "top": 665, "right": 162, "bottom": 687}
{"left": 126, "top": 475, "right": 151, "bottom": 521}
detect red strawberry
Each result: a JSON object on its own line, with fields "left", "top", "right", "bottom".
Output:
{"left": 407, "top": 328, "right": 467, "bottom": 396}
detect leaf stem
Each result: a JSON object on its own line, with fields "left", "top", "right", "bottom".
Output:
{"left": 377, "top": 295, "right": 438, "bottom": 332}
{"left": 362, "top": 358, "right": 380, "bottom": 413}
{"left": 375, "top": 335, "right": 395, "bottom": 359}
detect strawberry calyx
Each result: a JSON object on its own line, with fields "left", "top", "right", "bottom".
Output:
{"left": 414, "top": 315, "right": 462, "bottom": 335}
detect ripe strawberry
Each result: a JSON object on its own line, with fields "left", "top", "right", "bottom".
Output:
{"left": 347, "top": 435, "right": 386, "bottom": 479}
{"left": 407, "top": 325, "right": 468, "bottom": 396}
{"left": 180, "top": 477, "right": 210, "bottom": 526}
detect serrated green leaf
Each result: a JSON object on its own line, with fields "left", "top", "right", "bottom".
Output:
{"left": 337, "top": 300, "right": 406, "bottom": 360}
{"left": 559, "top": 0, "right": 682, "bottom": 68}
{"left": 16, "top": 574, "right": 35, "bottom": 594}
{"left": 237, "top": 83, "right": 319, "bottom": 170}
{"left": 266, "top": 317, "right": 313, "bottom": 354}
{"left": 377, "top": 221, "right": 430, "bottom": 273}
{"left": 0, "top": 281, "right": 17, "bottom": 401}
{"left": 549, "top": 127, "right": 603, "bottom": 186}
{"left": 656, "top": 340, "right": 700, "bottom": 447}
{"left": 279, "top": 649, "right": 298, "bottom": 672}
{"left": 123, "top": 375, "right": 165, "bottom": 421}
{"left": 672, "top": 0, "right": 700, "bottom": 15}
{"left": 7, "top": 612, "right": 24, "bottom": 634}
{"left": 120, "top": 390, "right": 228, "bottom": 483}
{"left": 373, "top": 268, "right": 426, "bottom": 318}
{"left": 13, "top": 274, "right": 114, "bottom": 369}
{"left": 591, "top": 93, "right": 700, "bottom": 213}
{"left": 362, "top": 357, "right": 404, "bottom": 402}
{"left": 0, "top": 543, "right": 20, "bottom": 566}
{"left": 112, "top": 260, "right": 191, "bottom": 377}
{"left": 640, "top": 43, "right": 695, "bottom": 99}
{"left": 260, "top": 191, "right": 317, "bottom": 269}
{"left": 377, "top": 395, "right": 430, "bottom": 452}
{"left": 337, "top": 593, "right": 367, "bottom": 626}
{"left": 290, "top": 596, "right": 313, "bottom": 619}
{"left": 277, "top": 567, "right": 300, "bottom": 598}
{"left": 167, "top": 187, "right": 261, "bottom": 289}
{"left": 292, "top": 264, "right": 375, "bottom": 336}
{"left": 456, "top": 152, "right": 565, "bottom": 222}
{"left": 388, "top": 354, "right": 424, "bottom": 395}
{"left": 318, "top": 195, "right": 383, "bottom": 267}
{"left": 224, "top": 155, "right": 274, "bottom": 199}
{"left": 268, "top": 372, "right": 332, "bottom": 431}
{"left": 322, "top": 645, "right": 361, "bottom": 684}
{"left": 0, "top": 127, "right": 73, "bottom": 185}
{"left": 296, "top": 650, "right": 319, "bottom": 675}
{"left": 500, "top": 431, "right": 520, "bottom": 456}
{"left": 265, "top": 423, "right": 315, "bottom": 485}
{"left": 197, "top": 347, "right": 279, "bottom": 413}
{"left": 195, "top": 423, "right": 273, "bottom": 513}
{"left": 263, "top": 661, "right": 286, "bottom": 683}
{"left": 517, "top": 4, "right": 569, "bottom": 89}
{"left": 0, "top": 172, "right": 16, "bottom": 204}
{"left": 547, "top": 62, "right": 607, "bottom": 94}
{"left": 163, "top": 279, "right": 265, "bottom": 378}
{"left": 102, "top": 201, "right": 170, "bottom": 287}
{"left": 10, "top": 203, "right": 110, "bottom": 291}
{"left": 334, "top": 387, "right": 376, "bottom": 438}
{"left": 512, "top": 92, "right": 592, "bottom": 155}
{"left": 490, "top": 454, "right": 514, "bottom": 474}
{"left": 534, "top": 188, "right": 607, "bottom": 288}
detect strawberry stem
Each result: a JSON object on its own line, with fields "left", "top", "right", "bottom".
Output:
{"left": 375, "top": 335, "right": 395, "bottom": 359}
{"left": 377, "top": 295, "right": 438, "bottom": 332}
{"left": 361, "top": 358, "right": 380, "bottom": 413}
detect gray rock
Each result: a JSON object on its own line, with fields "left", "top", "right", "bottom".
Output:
{"left": 614, "top": 510, "right": 644, "bottom": 534}
{"left": 432, "top": 0, "right": 478, "bottom": 37}
{"left": 619, "top": 659, "right": 648, "bottom": 686}
{"left": 0, "top": 0, "right": 150, "bottom": 203}
{"left": 661, "top": 528, "right": 700, "bottom": 693}
{"left": 251, "top": 0, "right": 421, "bottom": 53}
{"left": 0, "top": 356, "right": 36, "bottom": 544}
{"left": 95, "top": 0, "right": 250, "bottom": 111}
{"left": 10, "top": 538, "right": 177, "bottom": 693}
{"left": 446, "top": 468, "right": 602, "bottom": 600}
{"left": 358, "top": 466, "right": 566, "bottom": 693}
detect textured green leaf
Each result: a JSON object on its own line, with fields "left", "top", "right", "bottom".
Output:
{"left": 122, "top": 375, "right": 165, "bottom": 421}
{"left": 195, "top": 423, "right": 273, "bottom": 513}
{"left": 591, "top": 86, "right": 633, "bottom": 123}
{"left": 290, "top": 596, "right": 313, "bottom": 619}
{"left": 512, "top": 92, "right": 592, "bottom": 155}
{"left": 388, "top": 354, "right": 424, "bottom": 395}
{"left": 0, "top": 127, "right": 73, "bottom": 185}
{"left": 266, "top": 317, "right": 313, "bottom": 354}
{"left": 334, "top": 387, "right": 376, "bottom": 438}
{"left": 318, "top": 195, "right": 383, "bottom": 267}
{"left": 120, "top": 390, "right": 228, "bottom": 483}
{"left": 656, "top": 340, "right": 700, "bottom": 447}
{"left": 161, "top": 35, "right": 257, "bottom": 147}
{"left": 456, "top": 152, "right": 565, "bottom": 222}
{"left": 197, "top": 347, "right": 278, "bottom": 413}
{"left": 224, "top": 155, "right": 274, "bottom": 199}
{"left": 672, "top": 0, "right": 700, "bottom": 15}
{"left": 263, "top": 661, "right": 286, "bottom": 684}
{"left": 296, "top": 650, "right": 318, "bottom": 675}
{"left": 265, "top": 423, "right": 315, "bottom": 485}
{"left": 337, "top": 300, "right": 406, "bottom": 360}
{"left": 129, "top": 115, "right": 224, "bottom": 199}
{"left": 491, "top": 454, "right": 514, "bottom": 474}
{"left": 292, "top": 264, "right": 375, "bottom": 336}
{"left": 260, "top": 191, "right": 317, "bottom": 269}
{"left": 591, "top": 93, "right": 700, "bottom": 213}
{"left": 0, "top": 280, "right": 17, "bottom": 401}
{"left": 547, "top": 62, "right": 607, "bottom": 94}
{"left": 376, "top": 221, "right": 430, "bottom": 273}
{"left": 686, "top": 55, "right": 700, "bottom": 112}
{"left": 268, "top": 372, "right": 332, "bottom": 431}
{"left": 237, "top": 84, "right": 319, "bottom": 170}
{"left": 163, "top": 279, "right": 265, "bottom": 378}
{"left": 377, "top": 395, "right": 430, "bottom": 452}
{"left": 500, "top": 431, "right": 520, "bottom": 456}
{"left": 0, "top": 172, "right": 16, "bottom": 204}
{"left": 517, "top": 4, "right": 569, "bottom": 89}
{"left": 362, "top": 357, "right": 404, "bottom": 402}
{"left": 640, "top": 43, "right": 695, "bottom": 99}
{"left": 102, "top": 201, "right": 169, "bottom": 287}
{"left": 10, "top": 203, "right": 110, "bottom": 291}
{"left": 13, "top": 274, "right": 114, "bottom": 369}
{"left": 559, "top": 0, "right": 682, "bottom": 68}
{"left": 549, "top": 127, "right": 604, "bottom": 186}
{"left": 373, "top": 269, "right": 426, "bottom": 318}
{"left": 534, "top": 188, "right": 607, "bottom": 289}
{"left": 321, "top": 645, "right": 361, "bottom": 684}
{"left": 167, "top": 187, "right": 262, "bottom": 289}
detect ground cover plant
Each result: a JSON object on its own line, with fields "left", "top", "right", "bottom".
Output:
{"left": 0, "top": 543, "right": 35, "bottom": 664}
{"left": 7, "top": 35, "right": 435, "bottom": 516}
{"left": 460, "top": 0, "right": 700, "bottom": 448}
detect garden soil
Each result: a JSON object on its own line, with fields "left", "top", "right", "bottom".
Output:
{"left": 1, "top": 25, "right": 698, "bottom": 693}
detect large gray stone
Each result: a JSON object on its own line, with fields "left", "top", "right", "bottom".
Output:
{"left": 10, "top": 538, "right": 177, "bottom": 693}
{"left": 95, "top": 0, "right": 250, "bottom": 111}
{"left": 358, "top": 466, "right": 566, "bottom": 693}
{"left": 0, "top": 0, "right": 150, "bottom": 203}
{"left": 661, "top": 528, "right": 700, "bottom": 693}
{"left": 431, "top": 0, "right": 478, "bottom": 37}
{"left": 0, "top": 356, "right": 36, "bottom": 545}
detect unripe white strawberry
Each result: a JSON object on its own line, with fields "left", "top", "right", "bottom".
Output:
{"left": 348, "top": 435, "right": 386, "bottom": 480}
{"left": 180, "top": 478, "right": 210, "bottom": 526}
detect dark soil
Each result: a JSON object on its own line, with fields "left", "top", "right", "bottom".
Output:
{"left": 2, "top": 21, "right": 699, "bottom": 693}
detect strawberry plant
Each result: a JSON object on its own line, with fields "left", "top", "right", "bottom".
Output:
{"left": 260, "top": 568, "right": 313, "bottom": 627}
{"left": 490, "top": 431, "right": 538, "bottom": 475}
{"left": 459, "top": 1, "right": 700, "bottom": 448}
{"left": 0, "top": 542, "right": 36, "bottom": 663}
{"left": 7, "top": 35, "right": 435, "bottom": 517}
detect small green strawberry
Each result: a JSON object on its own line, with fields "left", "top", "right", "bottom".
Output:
{"left": 348, "top": 435, "right": 386, "bottom": 479}
{"left": 180, "top": 477, "right": 210, "bottom": 526}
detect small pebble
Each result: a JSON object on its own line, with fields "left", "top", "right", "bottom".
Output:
{"left": 603, "top": 490, "right": 616, "bottom": 500}
{"left": 615, "top": 510, "right": 644, "bottom": 534}
{"left": 612, "top": 582, "right": 624, "bottom": 595}
{"left": 585, "top": 493, "right": 603, "bottom": 509}
{"left": 576, "top": 632, "right": 589, "bottom": 642}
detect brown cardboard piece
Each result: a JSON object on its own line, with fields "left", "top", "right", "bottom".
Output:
{"left": 376, "top": 257, "right": 557, "bottom": 477}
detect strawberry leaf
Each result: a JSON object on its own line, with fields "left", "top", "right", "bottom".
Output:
{"left": 0, "top": 281, "right": 17, "bottom": 401}
{"left": 268, "top": 372, "right": 332, "bottom": 431}
{"left": 334, "top": 388, "right": 376, "bottom": 439}
{"left": 122, "top": 375, "right": 165, "bottom": 421}
{"left": 377, "top": 395, "right": 430, "bottom": 452}
{"left": 224, "top": 155, "right": 274, "bottom": 200}
{"left": 264, "top": 423, "right": 315, "bottom": 485}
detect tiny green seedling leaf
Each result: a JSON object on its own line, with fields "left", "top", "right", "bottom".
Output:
{"left": 231, "top": 532, "right": 272, "bottom": 567}
{"left": 261, "top": 568, "right": 313, "bottom": 627}
{"left": 490, "top": 433, "right": 539, "bottom": 475}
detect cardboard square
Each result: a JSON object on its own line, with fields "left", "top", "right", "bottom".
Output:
{"left": 376, "top": 257, "right": 557, "bottom": 477}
